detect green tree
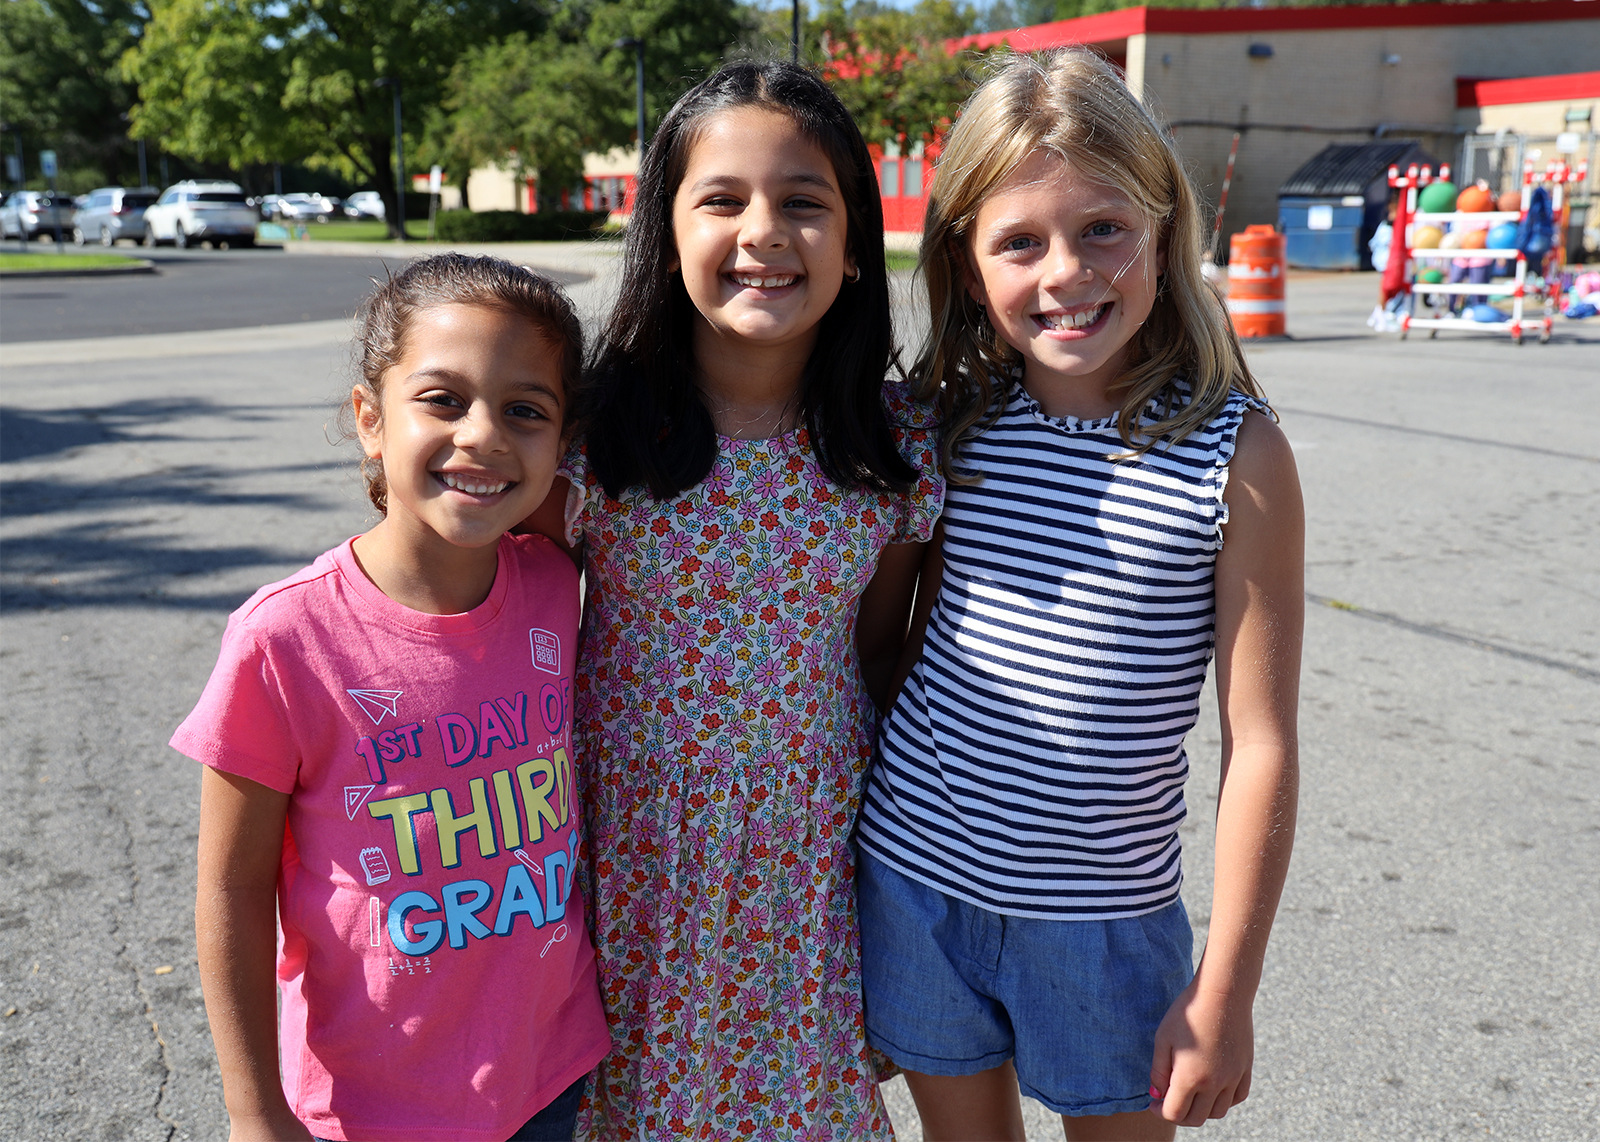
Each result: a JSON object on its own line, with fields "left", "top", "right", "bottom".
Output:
{"left": 124, "top": 0, "right": 543, "bottom": 236}
{"left": 439, "top": 0, "right": 741, "bottom": 210}
{"left": 818, "top": 0, "right": 984, "bottom": 152}
{"left": 0, "top": 0, "right": 148, "bottom": 191}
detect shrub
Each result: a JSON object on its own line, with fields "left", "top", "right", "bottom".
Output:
{"left": 432, "top": 209, "right": 610, "bottom": 243}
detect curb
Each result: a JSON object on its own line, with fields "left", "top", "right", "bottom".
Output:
{"left": 0, "top": 257, "right": 157, "bottom": 278}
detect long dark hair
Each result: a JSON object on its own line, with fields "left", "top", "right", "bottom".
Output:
{"left": 581, "top": 59, "right": 914, "bottom": 500}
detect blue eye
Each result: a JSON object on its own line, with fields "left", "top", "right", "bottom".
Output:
{"left": 1002, "top": 235, "right": 1035, "bottom": 253}
{"left": 1087, "top": 221, "right": 1125, "bottom": 238}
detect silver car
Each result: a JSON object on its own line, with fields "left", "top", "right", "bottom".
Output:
{"left": 1, "top": 191, "right": 77, "bottom": 241}
{"left": 72, "top": 186, "right": 160, "bottom": 246}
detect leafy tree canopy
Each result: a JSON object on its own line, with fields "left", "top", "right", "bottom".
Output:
{"left": 124, "top": 0, "right": 544, "bottom": 233}
{"left": 0, "top": 0, "right": 149, "bottom": 191}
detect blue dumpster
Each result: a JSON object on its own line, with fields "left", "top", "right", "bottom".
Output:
{"left": 1278, "top": 141, "right": 1435, "bottom": 270}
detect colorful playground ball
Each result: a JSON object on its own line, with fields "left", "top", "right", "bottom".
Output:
{"left": 1460, "top": 228, "right": 1488, "bottom": 249}
{"left": 1419, "top": 268, "right": 1444, "bottom": 284}
{"left": 1457, "top": 185, "right": 1494, "bottom": 213}
{"left": 1497, "top": 190, "right": 1523, "bottom": 213}
{"left": 1470, "top": 303, "right": 1504, "bottom": 323}
{"left": 1413, "top": 225, "right": 1444, "bottom": 248}
{"left": 1487, "top": 222, "right": 1519, "bottom": 250}
{"left": 1439, "top": 228, "right": 1465, "bottom": 249}
{"left": 1418, "top": 181, "right": 1458, "bottom": 213}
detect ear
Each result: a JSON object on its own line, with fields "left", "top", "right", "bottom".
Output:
{"left": 351, "top": 385, "right": 383, "bottom": 460}
{"left": 844, "top": 248, "right": 858, "bottom": 283}
{"left": 960, "top": 241, "right": 990, "bottom": 309}
{"left": 1156, "top": 231, "right": 1169, "bottom": 277}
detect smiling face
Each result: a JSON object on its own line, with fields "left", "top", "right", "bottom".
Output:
{"left": 669, "top": 105, "right": 854, "bottom": 370}
{"left": 354, "top": 302, "right": 565, "bottom": 555}
{"left": 965, "top": 150, "right": 1165, "bottom": 417}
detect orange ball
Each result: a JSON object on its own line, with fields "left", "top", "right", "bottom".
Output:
{"left": 1460, "top": 228, "right": 1488, "bottom": 249}
{"left": 1497, "top": 190, "right": 1522, "bottom": 213}
{"left": 1457, "top": 185, "right": 1494, "bottom": 213}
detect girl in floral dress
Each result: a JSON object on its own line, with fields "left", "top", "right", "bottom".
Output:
{"left": 522, "top": 62, "right": 943, "bottom": 1140}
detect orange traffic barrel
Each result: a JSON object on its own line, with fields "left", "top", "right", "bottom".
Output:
{"left": 1227, "top": 225, "right": 1286, "bottom": 338}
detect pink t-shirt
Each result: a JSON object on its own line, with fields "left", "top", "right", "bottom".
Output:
{"left": 172, "top": 533, "right": 610, "bottom": 1142}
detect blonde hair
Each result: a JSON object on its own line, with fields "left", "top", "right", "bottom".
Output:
{"left": 915, "top": 48, "right": 1262, "bottom": 478}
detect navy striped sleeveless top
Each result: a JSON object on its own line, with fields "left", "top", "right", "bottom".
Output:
{"left": 857, "top": 380, "right": 1271, "bottom": 920}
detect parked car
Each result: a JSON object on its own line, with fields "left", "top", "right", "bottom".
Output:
{"left": 0, "top": 190, "right": 77, "bottom": 241}
{"left": 343, "top": 190, "right": 386, "bottom": 220}
{"left": 267, "top": 192, "right": 337, "bottom": 222}
{"left": 71, "top": 186, "right": 160, "bottom": 246}
{"left": 142, "top": 181, "right": 259, "bottom": 248}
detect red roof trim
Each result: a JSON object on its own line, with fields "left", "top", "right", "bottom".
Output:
{"left": 1457, "top": 70, "right": 1600, "bottom": 107}
{"left": 953, "top": 1, "right": 1597, "bottom": 53}
{"left": 955, "top": 8, "right": 1144, "bottom": 52}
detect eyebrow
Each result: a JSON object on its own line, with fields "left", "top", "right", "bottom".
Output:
{"left": 405, "top": 367, "right": 563, "bottom": 399}
{"left": 687, "top": 171, "right": 838, "bottom": 195}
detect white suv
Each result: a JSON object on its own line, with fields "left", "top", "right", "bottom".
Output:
{"left": 142, "top": 180, "right": 259, "bottom": 248}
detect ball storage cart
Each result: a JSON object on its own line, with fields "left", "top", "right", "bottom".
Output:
{"left": 1389, "top": 161, "right": 1580, "bottom": 345}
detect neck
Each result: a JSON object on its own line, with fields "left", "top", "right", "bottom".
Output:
{"left": 691, "top": 317, "right": 812, "bottom": 439}
{"left": 351, "top": 518, "right": 501, "bottom": 616}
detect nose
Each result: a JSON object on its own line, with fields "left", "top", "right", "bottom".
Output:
{"left": 739, "top": 194, "right": 789, "bottom": 251}
{"left": 1041, "top": 239, "right": 1094, "bottom": 290}
{"left": 454, "top": 402, "right": 507, "bottom": 453}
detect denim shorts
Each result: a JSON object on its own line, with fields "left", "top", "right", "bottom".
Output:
{"left": 857, "top": 850, "right": 1194, "bottom": 1117}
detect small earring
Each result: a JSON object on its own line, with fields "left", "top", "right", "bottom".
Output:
{"left": 975, "top": 304, "right": 995, "bottom": 345}
{"left": 845, "top": 266, "right": 860, "bottom": 283}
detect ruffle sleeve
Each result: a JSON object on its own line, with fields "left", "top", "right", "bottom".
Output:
{"left": 883, "top": 379, "right": 945, "bottom": 545}
{"left": 556, "top": 436, "right": 596, "bottom": 548}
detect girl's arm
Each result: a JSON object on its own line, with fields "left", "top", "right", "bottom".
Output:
{"left": 196, "top": 767, "right": 314, "bottom": 1142}
{"left": 856, "top": 539, "right": 929, "bottom": 712}
{"left": 884, "top": 519, "right": 945, "bottom": 707}
{"left": 518, "top": 477, "right": 582, "bottom": 569}
{"left": 1151, "top": 411, "right": 1304, "bottom": 1128}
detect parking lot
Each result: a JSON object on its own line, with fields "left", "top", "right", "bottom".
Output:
{"left": 1, "top": 248, "right": 1597, "bottom": 1140}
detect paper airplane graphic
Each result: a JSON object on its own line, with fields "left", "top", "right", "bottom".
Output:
{"left": 347, "top": 689, "right": 404, "bottom": 725}
{"left": 345, "top": 785, "right": 376, "bottom": 821}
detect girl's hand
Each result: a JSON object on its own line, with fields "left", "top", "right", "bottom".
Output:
{"left": 226, "top": 1109, "right": 316, "bottom": 1141}
{"left": 1148, "top": 981, "right": 1255, "bottom": 1126}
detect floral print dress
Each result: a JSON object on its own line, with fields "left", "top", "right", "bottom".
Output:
{"left": 560, "top": 400, "right": 942, "bottom": 1141}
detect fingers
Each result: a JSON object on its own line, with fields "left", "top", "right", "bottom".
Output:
{"left": 1153, "top": 1075, "right": 1248, "bottom": 1126}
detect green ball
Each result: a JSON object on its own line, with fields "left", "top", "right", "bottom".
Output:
{"left": 1418, "top": 181, "right": 1457, "bottom": 214}
{"left": 1419, "top": 268, "right": 1444, "bottom": 284}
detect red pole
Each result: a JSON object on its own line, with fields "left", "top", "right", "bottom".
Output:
{"left": 1208, "top": 130, "right": 1242, "bottom": 265}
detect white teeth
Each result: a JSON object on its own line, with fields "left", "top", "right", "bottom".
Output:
{"left": 1041, "top": 304, "right": 1109, "bottom": 330}
{"left": 440, "top": 473, "right": 508, "bottom": 495}
{"left": 733, "top": 273, "right": 797, "bottom": 289}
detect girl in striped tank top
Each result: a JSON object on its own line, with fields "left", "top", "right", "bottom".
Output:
{"left": 856, "top": 50, "right": 1304, "bottom": 1140}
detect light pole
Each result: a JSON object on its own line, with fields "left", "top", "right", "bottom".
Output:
{"left": 374, "top": 77, "right": 406, "bottom": 239}
{"left": 614, "top": 38, "right": 647, "bottom": 160}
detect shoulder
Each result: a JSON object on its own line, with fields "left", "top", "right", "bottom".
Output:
{"left": 227, "top": 544, "right": 348, "bottom": 641}
{"left": 502, "top": 531, "right": 579, "bottom": 590}
{"left": 1222, "top": 410, "right": 1301, "bottom": 524}
{"left": 882, "top": 377, "right": 941, "bottom": 434}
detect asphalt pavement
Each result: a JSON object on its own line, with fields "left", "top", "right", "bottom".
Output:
{"left": 1, "top": 249, "right": 1597, "bottom": 1141}
{"left": 0, "top": 243, "right": 596, "bottom": 343}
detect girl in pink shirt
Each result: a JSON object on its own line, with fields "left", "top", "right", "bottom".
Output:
{"left": 173, "top": 255, "right": 610, "bottom": 1142}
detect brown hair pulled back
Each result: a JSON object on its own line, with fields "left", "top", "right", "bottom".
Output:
{"left": 344, "top": 253, "right": 583, "bottom": 514}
